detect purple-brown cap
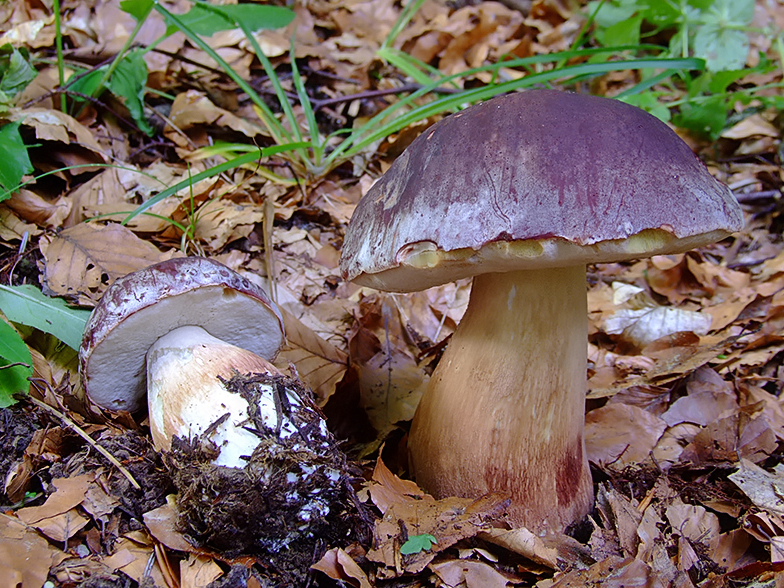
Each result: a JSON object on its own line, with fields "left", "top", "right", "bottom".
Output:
{"left": 79, "top": 257, "right": 284, "bottom": 412}
{"left": 340, "top": 90, "right": 743, "bottom": 291}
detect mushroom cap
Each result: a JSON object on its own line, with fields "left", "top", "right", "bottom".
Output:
{"left": 79, "top": 257, "right": 284, "bottom": 412}
{"left": 340, "top": 90, "right": 744, "bottom": 292}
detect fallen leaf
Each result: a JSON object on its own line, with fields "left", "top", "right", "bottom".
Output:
{"left": 277, "top": 307, "right": 349, "bottom": 405}
{"left": 180, "top": 554, "right": 223, "bottom": 588}
{"left": 430, "top": 558, "right": 515, "bottom": 588}
{"left": 585, "top": 403, "right": 667, "bottom": 469}
{"left": 39, "top": 223, "right": 177, "bottom": 303}
{"left": 311, "top": 547, "right": 373, "bottom": 588}
{"left": 0, "top": 513, "right": 67, "bottom": 588}
{"left": 729, "top": 459, "right": 784, "bottom": 517}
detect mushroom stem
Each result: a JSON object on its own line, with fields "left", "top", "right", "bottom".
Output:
{"left": 146, "top": 325, "right": 284, "bottom": 468}
{"left": 408, "top": 265, "right": 593, "bottom": 532}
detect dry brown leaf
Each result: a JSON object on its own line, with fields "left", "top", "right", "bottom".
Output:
{"left": 5, "top": 189, "right": 71, "bottom": 228}
{"left": 480, "top": 527, "right": 591, "bottom": 570}
{"left": 595, "top": 484, "right": 642, "bottom": 557}
{"left": 39, "top": 223, "right": 176, "bottom": 303}
{"left": 366, "top": 458, "right": 508, "bottom": 578}
{"left": 721, "top": 114, "right": 780, "bottom": 139}
{"left": 679, "top": 411, "right": 777, "bottom": 466}
{"left": 311, "top": 547, "right": 373, "bottom": 588}
{"left": 585, "top": 403, "right": 667, "bottom": 469}
{"left": 17, "top": 474, "right": 91, "bottom": 525}
{"left": 550, "top": 555, "right": 654, "bottom": 587}
{"left": 0, "top": 513, "right": 67, "bottom": 588}
{"left": 661, "top": 367, "right": 738, "bottom": 427}
{"left": 368, "top": 457, "right": 427, "bottom": 515}
{"left": 277, "top": 307, "right": 349, "bottom": 405}
{"left": 0, "top": 205, "right": 42, "bottom": 242}
{"left": 193, "top": 198, "right": 265, "bottom": 251}
{"left": 102, "top": 531, "right": 169, "bottom": 587}
{"left": 166, "top": 90, "right": 267, "bottom": 147}
{"left": 17, "top": 474, "right": 92, "bottom": 541}
{"left": 430, "top": 558, "right": 516, "bottom": 588}
{"left": 180, "top": 554, "right": 223, "bottom": 588}
{"left": 729, "top": 459, "right": 784, "bottom": 517}
{"left": 143, "top": 501, "right": 193, "bottom": 553}
{"left": 665, "top": 501, "right": 721, "bottom": 555}
{"left": 711, "top": 529, "right": 753, "bottom": 571}
{"left": 9, "top": 107, "right": 103, "bottom": 153}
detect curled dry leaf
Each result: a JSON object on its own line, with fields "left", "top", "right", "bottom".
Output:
{"left": 311, "top": 547, "right": 373, "bottom": 588}
{"left": 16, "top": 474, "right": 93, "bottom": 542}
{"left": 430, "top": 558, "right": 516, "bottom": 588}
{"left": 604, "top": 282, "right": 712, "bottom": 350}
{"left": 366, "top": 458, "right": 509, "bottom": 578}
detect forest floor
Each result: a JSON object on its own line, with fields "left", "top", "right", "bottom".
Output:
{"left": 2, "top": 0, "right": 784, "bottom": 586}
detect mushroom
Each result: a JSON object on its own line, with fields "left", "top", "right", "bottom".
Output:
{"left": 339, "top": 90, "right": 743, "bottom": 533}
{"left": 79, "top": 257, "right": 365, "bottom": 562}
{"left": 79, "top": 256, "right": 287, "bottom": 465}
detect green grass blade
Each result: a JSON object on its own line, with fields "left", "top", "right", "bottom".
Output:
{"left": 121, "top": 142, "right": 311, "bottom": 224}
{"left": 154, "top": 4, "right": 292, "bottom": 147}
{"left": 382, "top": 0, "right": 428, "bottom": 50}
{"left": 290, "top": 40, "right": 322, "bottom": 164}
{"left": 329, "top": 56, "right": 704, "bottom": 164}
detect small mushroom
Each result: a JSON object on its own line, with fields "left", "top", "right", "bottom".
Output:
{"left": 80, "top": 256, "right": 284, "bottom": 414}
{"left": 79, "top": 257, "right": 290, "bottom": 465}
{"left": 340, "top": 90, "right": 743, "bottom": 533}
{"left": 79, "top": 257, "right": 362, "bottom": 560}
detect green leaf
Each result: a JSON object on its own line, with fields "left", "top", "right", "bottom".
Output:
{"left": 0, "top": 45, "right": 36, "bottom": 99}
{"left": 0, "top": 122, "right": 33, "bottom": 197}
{"left": 673, "top": 95, "right": 729, "bottom": 139}
{"left": 620, "top": 91, "right": 671, "bottom": 122}
{"left": 66, "top": 68, "right": 106, "bottom": 101}
{"left": 597, "top": 15, "right": 643, "bottom": 47}
{"left": 693, "top": 24, "right": 748, "bottom": 71}
{"left": 120, "top": 0, "right": 154, "bottom": 21}
{"left": 586, "top": 0, "right": 639, "bottom": 28}
{"left": 400, "top": 534, "right": 437, "bottom": 555}
{"left": 170, "top": 3, "right": 294, "bottom": 37}
{"left": 0, "top": 285, "right": 91, "bottom": 351}
{"left": 108, "top": 49, "right": 154, "bottom": 135}
{"left": 0, "top": 319, "right": 32, "bottom": 407}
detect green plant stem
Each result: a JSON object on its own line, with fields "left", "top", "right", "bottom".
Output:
{"left": 122, "top": 142, "right": 310, "bottom": 224}
{"left": 52, "top": 0, "right": 66, "bottom": 112}
{"left": 382, "top": 0, "right": 428, "bottom": 50}
{"left": 88, "top": 2, "right": 153, "bottom": 102}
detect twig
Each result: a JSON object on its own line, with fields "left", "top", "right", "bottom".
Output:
{"left": 27, "top": 395, "right": 142, "bottom": 491}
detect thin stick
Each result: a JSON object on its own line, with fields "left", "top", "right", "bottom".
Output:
{"left": 27, "top": 396, "right": 142, "bottom": 491}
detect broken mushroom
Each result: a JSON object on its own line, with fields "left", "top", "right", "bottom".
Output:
{"left": 340, "top": 90, "right": 743, "bottom": 533}
{"left": 79, "top": 257, "right": 362, "bottom": 561}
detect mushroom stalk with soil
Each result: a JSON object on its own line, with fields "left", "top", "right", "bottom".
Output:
{"left": 79, "top": 257, "right": 363, "bottom": 563}
{"left": 340, "top": 89, "right": 744, "bottom": 533}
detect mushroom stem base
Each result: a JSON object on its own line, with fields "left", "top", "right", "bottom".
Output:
{"left": 408, "top": 265, "right": 593, "bottom": 532}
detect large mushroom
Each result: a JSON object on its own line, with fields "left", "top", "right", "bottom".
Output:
{"left": 340, "top": 89, "right": 743, "bottom": 533}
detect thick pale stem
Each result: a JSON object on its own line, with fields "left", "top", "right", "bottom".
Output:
{"left": 146, "top": 325, "right": 282, "bottom": 468}
{"left": 408, "top": 266, "right": 593, "bottom": 532}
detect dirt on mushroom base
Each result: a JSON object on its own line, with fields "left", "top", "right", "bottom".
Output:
{"left": 163, "top": 372, "right": 371, "bottom": 584}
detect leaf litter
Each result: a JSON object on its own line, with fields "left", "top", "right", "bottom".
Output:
{"left": 1, "top": 0, "right": 784, "bottom": 585}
